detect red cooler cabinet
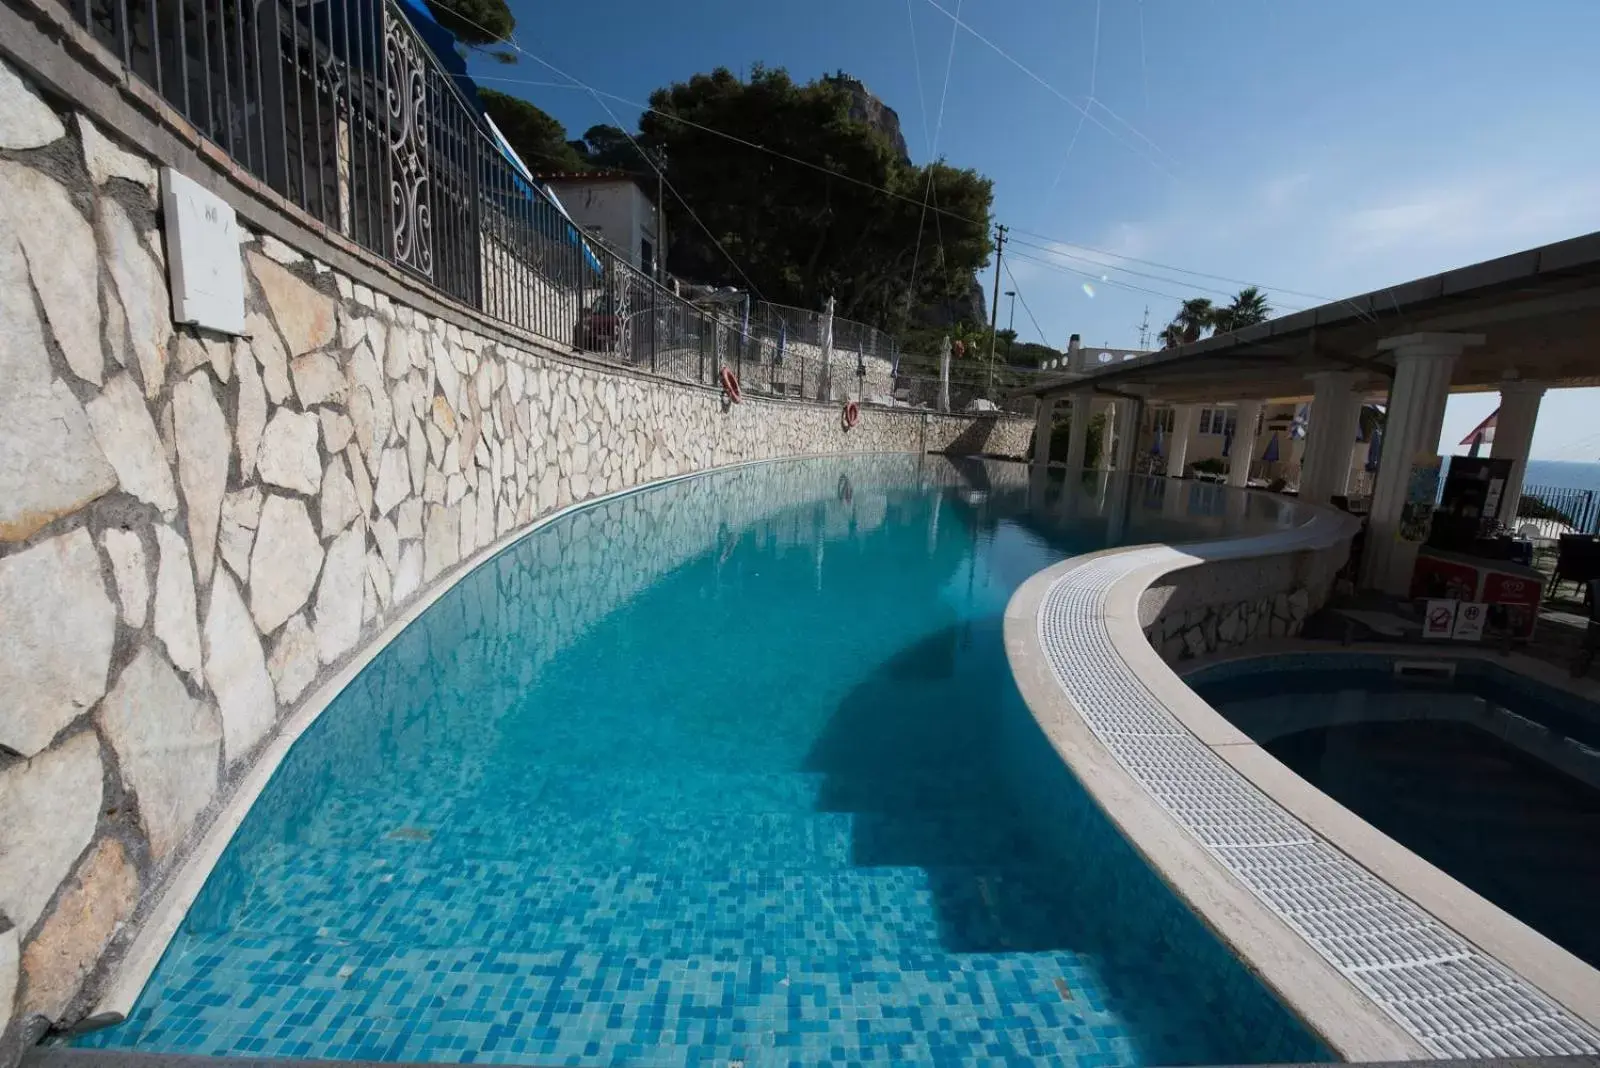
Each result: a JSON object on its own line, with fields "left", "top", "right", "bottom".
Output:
{"left": 1410, "top": 547, "right": 1540, "bottom": 641}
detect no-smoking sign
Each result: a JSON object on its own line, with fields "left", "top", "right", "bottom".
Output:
{"left": 1423, "top": 599, "right": 1459, "bottom": 638}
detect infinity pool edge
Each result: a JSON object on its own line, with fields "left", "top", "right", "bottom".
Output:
{"left": 1174, "top": 641, "right": 1600, "bottom": 1031}
{"left": 1005, "top": 504, "right": 1600, "bottom": 1061}
{"left": 1003, "top": 520, "right": 1423, "bottom": 1063}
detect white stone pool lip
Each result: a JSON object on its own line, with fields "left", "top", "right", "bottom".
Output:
{"left": 1006, "top": 507, "right": 1600, "bottom": 1062}
{"left": 1175, "top": 642, "right": 1600, "bottom": 1021}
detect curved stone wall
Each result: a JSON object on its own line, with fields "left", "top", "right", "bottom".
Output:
{"left": 0, "top": 56, "right": 1028, "bottom": 1058}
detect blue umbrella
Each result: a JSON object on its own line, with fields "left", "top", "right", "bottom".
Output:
{"left": 1262, "top": 432, "right": 1281, "bottom": 464}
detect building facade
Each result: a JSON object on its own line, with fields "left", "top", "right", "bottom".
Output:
{"left": 542, "top": 173, "right": 663, "bottom": 277}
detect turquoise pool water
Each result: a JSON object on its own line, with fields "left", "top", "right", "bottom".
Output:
{"left": 83, "top": 456, "right": 1328, "bottom": 1066}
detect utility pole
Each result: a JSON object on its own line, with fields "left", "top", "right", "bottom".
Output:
{"left": 1004, "top": 289, "right": 1017, "bottom": 362}
{"left": 1137, "top": 305, "right": 1150, "bottom": 350}
{"left": 985, "top": 224, "right": 1007, "bottom": 394}
{"left": 656, "top": 168, "right": 665, "bottom": 283}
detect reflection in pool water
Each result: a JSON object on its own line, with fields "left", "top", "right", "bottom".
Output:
{"left": 83, "top": 456, "right": 1326, "bottom": 1066}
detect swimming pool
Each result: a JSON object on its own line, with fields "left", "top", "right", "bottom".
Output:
{"left": 81, "top": 456, "right": 1328, "bottom": 1066}
{"left": 1190, "top": 653, "right": 1600, "bottom": 973}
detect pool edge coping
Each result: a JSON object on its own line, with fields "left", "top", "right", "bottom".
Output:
{"left": 1171, "top": 640, "right": 1600, "bottom": 1030}
{"left": 1007, "top": 501, "right": 1600, "bottom": 1061}
{"left": 88, "top": 449, "right": 923, "bottom": 1023}
{"left": 1003, "top": 514, "right": 1430, "bottom": 1064}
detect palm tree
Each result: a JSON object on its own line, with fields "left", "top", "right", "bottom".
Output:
{"left": 1211, "top": 286, "right": 1272, "bottom": 334}
{"left": 1175, "top": 298, "right": 1214, "bottom": 344}
{"left": 1158, "top": 323, "right": 1186, "bottom": 349}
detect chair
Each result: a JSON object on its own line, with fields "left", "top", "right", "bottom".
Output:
{"left": 1549, "top": 534, "right": 1600, "bottom": 601}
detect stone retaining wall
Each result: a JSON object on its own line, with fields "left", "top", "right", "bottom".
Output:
{"left": 0, "top": 59, "right": 1028, "bottom": 1059}
{"left": 1137, "top": 543, "right": 1351, "bottom": 663}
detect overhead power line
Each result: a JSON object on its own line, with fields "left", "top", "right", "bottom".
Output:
{"left": 1005, "top": 233, "right": 1332, "bottom": 305}
{"left": 903, "top": 0, "right": 932, "bottom": 157}
{"left": 1001, "top": 258, "right": 1049, "bottom": 348}
{"left": 1008, "top": 236, "right": 1308, "bottom": 312}
{"left": 1006, "top": 249, "right": 1197, "bottom": 305}
{"left": 468, "top": 71, "right": 1347, "bottom": 311}
{"left": 1046, "top": 0, "right": 1097, "bottom": 199}
{"left": 914, "top": 0, "right": 1179, "bottom": 180}
{"left": 902, "top": 0, "right": 963, "bottom": 328}
{"left": 462, "top": 46, "right": 1375, "bottom": 324}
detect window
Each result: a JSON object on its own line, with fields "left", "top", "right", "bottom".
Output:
{"left": 1199, "top": 407, "right": 1239, "bottom": 436}
{"left": 640, "top": 238, "right": 655, "bottom": 277}
{"left": 1150, "top": 408, "right": 1175, "bottom": 433}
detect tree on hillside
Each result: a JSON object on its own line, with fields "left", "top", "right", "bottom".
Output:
{"left": 569, "top": 125, "right": 652, "bottom": 172}
{"left": 424, "top": 0, "right": 516, "bottom": 61}
{"left": 636, "top": 65, "right": 993, "bottom": 334}
{"left": 479, "top": 90, "right": 587, "bottom": 172}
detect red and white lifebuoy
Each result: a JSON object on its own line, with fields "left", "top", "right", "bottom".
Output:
{"left": 720, "top": 366, "right": 742, "bottom": 404}
{"left": 842, "top": 401, "right": 860, "bottom": 430}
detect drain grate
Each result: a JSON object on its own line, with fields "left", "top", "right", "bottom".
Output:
{"left": 1034, "top": 547, "right": 1600, "bottom": 1058}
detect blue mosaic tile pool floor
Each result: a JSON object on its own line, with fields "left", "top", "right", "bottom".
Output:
{"left": 81, "top": 461, "right": 1330, "bottom": 1065}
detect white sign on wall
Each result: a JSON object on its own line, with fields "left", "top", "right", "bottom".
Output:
{"left": 1422, "top": 599, "right": 1458, "bottom": 639}
{"left": 1453, "top": 601, "right": 1488, "bottom": 641}
{"left": 161, "top": 167, "right": 245, "bottom": 335}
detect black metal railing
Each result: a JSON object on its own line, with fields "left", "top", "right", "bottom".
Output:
{"left": 1517, "top": 483, "right": 1599, "bottom": 536}
{"left": 62, "top": 0, "right": 908, "bottom": 396}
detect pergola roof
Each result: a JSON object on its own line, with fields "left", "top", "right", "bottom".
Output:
{"left": 1024, "top": 230, "right": 1600, "bottom": 405}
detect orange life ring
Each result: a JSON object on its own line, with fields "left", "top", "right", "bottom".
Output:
{"left": 842, "top": 401, "right": 860, "bottom": 429}
{"left": 720, "top": 366, "right": 742, "bottom": 404}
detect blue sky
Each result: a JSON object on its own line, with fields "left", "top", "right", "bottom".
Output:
{"left": 466, "top": 0, "right": 1600, "bottom": 460}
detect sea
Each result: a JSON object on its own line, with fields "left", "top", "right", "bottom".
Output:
{"left": 1445, "top": 458, "right": 1600, "bottom": 494}
{"left": 1521, "top": 459, "right": 1600, "bottom": 494}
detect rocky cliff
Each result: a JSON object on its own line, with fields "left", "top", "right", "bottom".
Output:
{"left": 823, "top": 73, "right": 910, "bottom": 162}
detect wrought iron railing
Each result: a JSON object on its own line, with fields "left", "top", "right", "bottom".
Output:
{"left": 59, "top": 0, "right": 786, "bottom": 388}
{"left": 60, "top": 0, "right": 913, "bottom": 395}
{"left": 1517, "top": 483, "right": 1599, "bottom": 538}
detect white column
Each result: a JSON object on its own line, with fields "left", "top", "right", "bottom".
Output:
{"left": 1360, "top": 333, "right": 1484, "bottom": 593}
{"left": 1097, "top": 401, "right": 1116, "bottom": 471}
{"left": 1226, "top": 400, "right": 1264, "bottom": 488}
{"left": 1490, "top": 377, "right": 1547, "bottom": 525}
{"left": 1032, "top": 397, "right": 1057, "bottom": 468}
{"left": 1065, "top": 390, "right": 1092, "bottom": 470}
{"left": 1166, "top": 404, "right": 1197, "bottom": 477}
{"left": 1299, "top": 372, "right": 1364, "bottom": 504}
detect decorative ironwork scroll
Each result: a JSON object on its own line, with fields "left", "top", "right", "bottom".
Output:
{"left": 384, "top": 11, "right": 431, "bottom": 279}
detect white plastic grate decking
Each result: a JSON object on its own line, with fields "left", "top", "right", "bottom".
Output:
{"left": 1036, "top": 547, "right": 1600, "bottom": 1058}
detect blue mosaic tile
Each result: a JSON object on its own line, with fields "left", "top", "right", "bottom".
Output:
{"left": 78, "top": 460, "right": 1331, "bottom": 1066}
